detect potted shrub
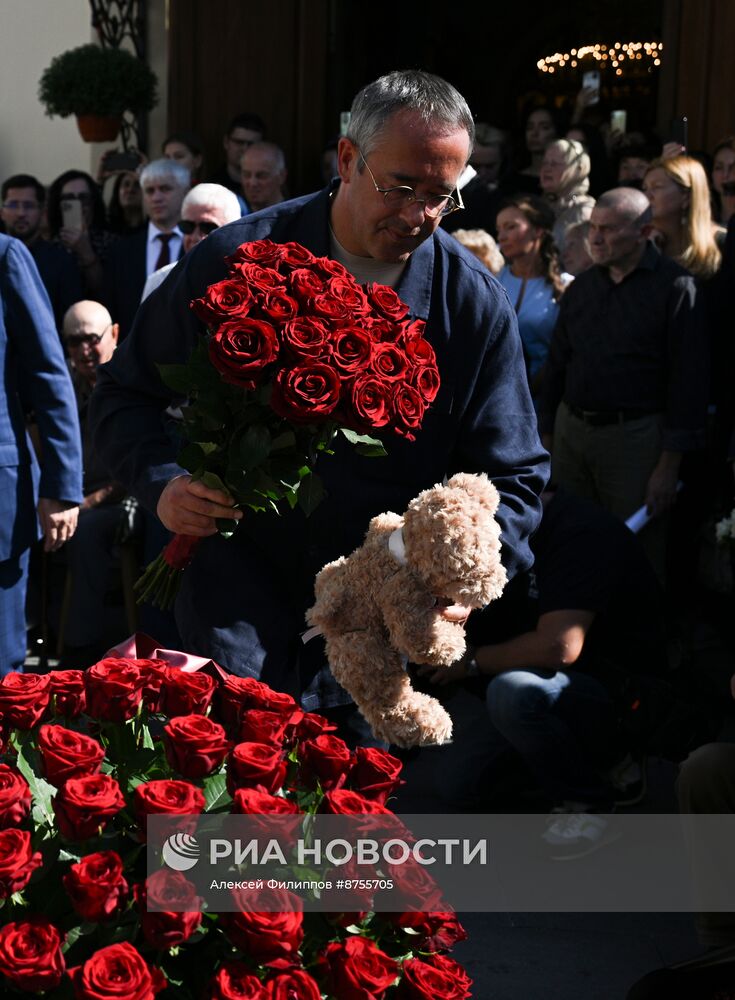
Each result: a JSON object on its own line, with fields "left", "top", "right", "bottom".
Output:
{"left": 38, "top": 43, "right": 157, "bottom": 142}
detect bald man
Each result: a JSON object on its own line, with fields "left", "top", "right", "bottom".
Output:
{"left": 57, "top": 301, "right": 126, "bottom": 665}
{"left": 240, "top": 141, "right": 287, "bottom": 213}
{"left": 539, "top": 187, "right": 707, "bottom": 579}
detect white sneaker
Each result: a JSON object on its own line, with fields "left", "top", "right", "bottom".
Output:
{"left": 542, "top": 805, "right": 620, "bottom": 860}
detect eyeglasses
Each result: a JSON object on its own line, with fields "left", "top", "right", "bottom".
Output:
{"left": 178, "top": 219, "right": 219, "bottom": 236}
{"left": 2, "top": 200, "right": 40, "bottom": 211}
{"left": 359, "top": 152, "right": 463, "bottom": 218}
{"left": 65, "top": 325, "right": 111, "bottom": 349}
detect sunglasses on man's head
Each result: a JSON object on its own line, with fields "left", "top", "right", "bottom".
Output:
{"left": 178, "top": 219, "right": 219, "bottom": 236}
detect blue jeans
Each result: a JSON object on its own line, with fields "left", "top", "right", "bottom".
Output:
{"left": 486, "top": 669, "right": 622, "bottom": 807}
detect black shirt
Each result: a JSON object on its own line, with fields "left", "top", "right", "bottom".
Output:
{"left": 539, "top": 243, "right": 707, "bottom": 452}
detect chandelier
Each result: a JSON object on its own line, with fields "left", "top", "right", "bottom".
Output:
{"left": 537, "top": 41, "right": 662, "bottom": 77}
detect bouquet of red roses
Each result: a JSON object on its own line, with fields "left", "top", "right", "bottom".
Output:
{"left": 135, "top": 239, "right": 440, "bottom": 609}
{"left": 0, "top": 657, "right": 472, "bottom": 998}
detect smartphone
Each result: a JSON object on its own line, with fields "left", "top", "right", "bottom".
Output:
{"left": 106, "top": 150, "right": 141, "bottom": 172}
{"left": 61, "top": 199, "right": 84, "bottom": 231}
{"left": 339, "top": 111, "right": 351, "bottom": 137}
{"left": 610, "top": 109, "right": 627, "bottom": 134}
{"left": 669, "top": 115, "right": 688, "bottom": 149}
{"left": 582, "top": 70, "right": 600, "bottom": 105}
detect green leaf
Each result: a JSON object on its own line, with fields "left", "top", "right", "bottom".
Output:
{"left": 196, "top": 470, "right": 228, "bottom": 493}
{"left": 239, "top": 424, "right": 272, "bottom": 471}
{"left": 297, "top": 472, "right": 326, "bottom": 516}
{"left": 340, "top": 427, "right": 388, "bottom": 457}
{"left": 15, "top": 741, "right": 55, "bottom": 828}
{"left": 157, "top": 363, "right": 193, "bottom": 395}
{"left": 202, "top": 774, "right": 232, "bottom": 812}
{"left": 271, "top": 430, "right": 296, "bottom": 452}
{"left": 216, "top": 516, "right": 241, "bottom": 539}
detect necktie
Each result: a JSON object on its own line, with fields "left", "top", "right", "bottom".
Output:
{"left": 154, "top": 232, "right": 173, "bottom": 270}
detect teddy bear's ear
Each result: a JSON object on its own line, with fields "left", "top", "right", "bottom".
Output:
{"left": 445, "top": 472, "right": 500, "bottom": 514}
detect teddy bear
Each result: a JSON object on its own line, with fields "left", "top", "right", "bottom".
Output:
{"left": 306, "top": 472, "right": 507, "bottom": 748}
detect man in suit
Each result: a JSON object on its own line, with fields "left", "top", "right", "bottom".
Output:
{"left": 103, "top": 158, "right": 190, "bottom": 340}
{"left": 0, "top": 234, "right": 83, "bottom": 674}
{"left": 90, "top": 70, "right": 548, "bottom": 715}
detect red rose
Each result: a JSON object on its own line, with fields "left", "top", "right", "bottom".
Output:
{"left": 192, "top": 277, "right": 255, "bottom": 325}
{"left": 207, "top": 962, "right": 267, "bottom": 1000}
{"left": 391, "top": 384, "right": 426, "bottom": 441}
{"left": 48, "top": 669, "right": 86, "bottom": 716}
{"left": 396, "top": 955, "right": 472, "bottom": 999}
{"left": 234, "top": 262, "right": 285, "bottom": 294}
{"left": 0, "top": 828, "right": 42, "bottom": 896}
{"left": 239, "top": 708, "right": 290, "bottom": 745}
{"left": 400, "top": 318, "right": 426, "bottom": 342}
{"left": 69, "top": 942, "right": 166, "bottom": 999}
{"left": 208, "top": 317, "right": 280, "bottom": 390}
{"left": 299, "top": 733, "right": 353, "bottom": 791}
{"left": 348, "top": 374, "right": 393, "bottom": 430}
{"left": 308, "top": 291, "right": 350, "bottom": 322}
{"left": 231, "top": 786, "right": 301, "bottom": 815}
{"left": 158, "top": 667, "right": 216, "bottom": 716}
{"left": 221, "top": 886, "right": 303, "bottom": 967}
{"left": 266, "top": 969, "right": 321, "bottom": 1000}
{"left": 0, "top": 763, "right": 31, "bottom": 827}
{"left": 138, "top": 658, "right": 170, "bottom": 712}
{"left": 405, "top": 336, "right": 436, "bottom": 367}
{"left": 371, "top": 343, "right": 410, "bottom": 381}
{"left": 288, "top": 267, "right": 326, "bottom": 303}
{"left": 0, "top": 672, "right": 50, "bottom": 729}
{"left": 220, "top": 676, "right": 299, "bottom": 719}
{"left": 351, "top": 746, "right": 403, "bottom": 804}
{"left": 226, "top": 239, "right": 284, "bottom": 268}
{"left": 85, "top": 658, "right": 144, "bottom": 722}
{"left": 391, "top": 912, "right": 468, "bottom": 952}
{"left": 38, "top": 724, "right": 105, "bottom": 787}
{"left": 313, "top": 256, "right": 351, "bottom": 280}
{"left": 134, "top": 868, "right": 203, "bottom": 949}
{"left": 52, "top": 773, "right": 126, "bottom": 841}
{"left": 387, "top": 857, "right": 446, "bottom": 913}
{"left": 281, "top": 316, "right": 331, "bottom": 359}
{"left": 317, "top": 935, "right": 398, "bottom": 1000}
{"left": 293, "top": 712, "right": 338, "bottom": 739}
{"left": 320, "top": 789, "right": 392, "bottom": 815}
{"left": 271, "top": 362, "right": 342, "bottom": 423}
{"left": 326, "top": 275, "right": 370, "bottom": 314}
{"left": 366, "top": 317, "right": 402, "bottom": 343}
{"left": 133, "top": 778, "right": 206, "bottom": 821}
{"left": 0, "top": 917, "right": 65, "bottom": 994}
{"left": 366, "top": 283, "right": 409, "bottom": 321}
{"left": 228, "top": 741, "right": 287, "bottom": 795}
{"left": 331, "top": 326, "right": 374, "bottom": 374}
{"left": 163, "top": 715, "right": 231, "bottom": 778}
{"left": 279, "top": 242, "right": 316, "bottom": 269}
{"left": 410, "top": 363, "right": 441, "bottom": 404}
{"left": 64, "top": 851, "right": 128, "bottom": 922}
{"left": 261, "top": 287, "right": 300, "bottom": 323}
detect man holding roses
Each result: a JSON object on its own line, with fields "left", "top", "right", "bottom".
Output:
{"left": 90, "top": 70, "right": 548, "bottom": 730}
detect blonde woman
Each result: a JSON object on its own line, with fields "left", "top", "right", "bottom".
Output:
{"left": 451, "top": 228, "right": 504, "bottom": 275}
{"left": 539, "top": 138, "right": 595, "bottom": 251}
{"left": 643, "top": 155, "right": 723, "bottom": 280}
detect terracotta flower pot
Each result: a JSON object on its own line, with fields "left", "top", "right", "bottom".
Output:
{"left": 76, "top": 114, "right": 121, "bottom": 142}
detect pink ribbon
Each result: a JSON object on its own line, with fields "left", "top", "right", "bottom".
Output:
{"left": 106, "top": 632, "right": 230, "bottom": 680}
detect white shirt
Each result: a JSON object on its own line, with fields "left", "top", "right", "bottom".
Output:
{"left": 145, "top": 221, "right": 183, "bottom": 277}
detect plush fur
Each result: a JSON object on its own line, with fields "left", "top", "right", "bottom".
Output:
{"left": 306, "top": 473, "right": 507, "bottom": 748}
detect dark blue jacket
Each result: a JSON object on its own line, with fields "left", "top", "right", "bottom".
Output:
{"left": 90, "top": 187, "right": 548, "bottom": 705}
{"left": 0, "top": 235, "right": 83, "bottom": 560}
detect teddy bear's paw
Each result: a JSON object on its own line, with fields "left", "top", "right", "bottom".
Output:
{"left": 371, "top": 692, "right": 453, "bottom": 749}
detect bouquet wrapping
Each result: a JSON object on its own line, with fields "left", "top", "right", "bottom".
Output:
{"left": 136, "top": 239, "right": 440, "bottom": 608}
{"left": 0, "top": 649, "right": 472, "bottom": 998}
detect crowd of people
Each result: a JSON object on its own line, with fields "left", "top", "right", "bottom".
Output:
{"left": 1, "top": 67, "right": 734, "bottom": 993}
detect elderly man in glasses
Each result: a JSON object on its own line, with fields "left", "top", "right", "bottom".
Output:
{"left": 141, "top": 183, "right": 241, "bottom": 300}
{"left": 91, "top": 70, "right": 547, "bottom": 753}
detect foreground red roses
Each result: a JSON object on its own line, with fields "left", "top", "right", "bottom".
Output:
{"left": 0, "top": 658, "right": 471, "bottom": 998}
{"left": 137, "top": 238, "right": 441, "bottom": 610}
